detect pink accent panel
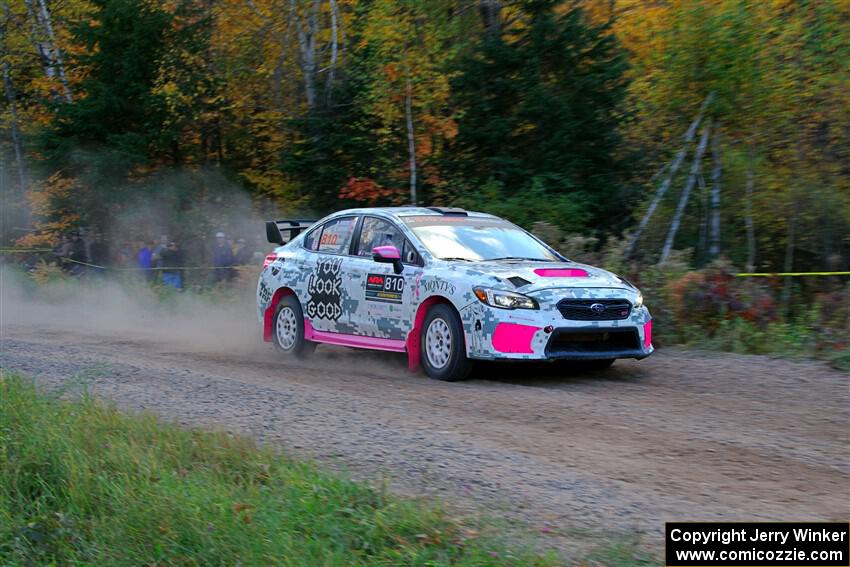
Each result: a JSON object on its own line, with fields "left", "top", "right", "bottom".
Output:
{"left": 643, "top": 320, "right": 652, "bottom": 349}
{"left": 263, "top": 288, "right": 294, "bottom": 342}
{"left": 373, "top": 245, "right": 400, "bottom": 259}
{"left": 405, "top": 296, "right": 445, "bottom": 371}
{"left": 492, "top": 322, "right": 540, "bottom": 354}
{"left": 304, "top": 318, "right": 406, "bottom": 352}
{"left": 303, "top": 317, "right": 315, "bottom": 339}
{"left": 533, "top": 268, "right": 588, "bottom": 277}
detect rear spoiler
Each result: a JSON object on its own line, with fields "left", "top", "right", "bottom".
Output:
{"left": 266, "top": 219, "right": 316, "bottom": 245}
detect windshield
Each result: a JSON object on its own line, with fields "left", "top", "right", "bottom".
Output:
{"left": 402, "top": 216, "right": 560, "bottom": 262}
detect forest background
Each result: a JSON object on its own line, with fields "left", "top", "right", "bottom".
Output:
{"left": 1, "top": 0, "right": 848, "bottom": 365}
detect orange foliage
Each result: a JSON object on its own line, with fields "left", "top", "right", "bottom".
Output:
{"left": 338, "top": 177, "right": 401, "bottom": 204}
{"left": 16, "top": 173, "right": 82, "bottom": 248}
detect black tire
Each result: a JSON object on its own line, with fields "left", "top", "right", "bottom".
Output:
{"left": 420, "top": 304, "right": 473, "bottom": 381}
{"left": 575, "top": 358, "right": 615, "bottom": 371}
{"left": 272, "top": 295, "right": 315, "bottom": 358}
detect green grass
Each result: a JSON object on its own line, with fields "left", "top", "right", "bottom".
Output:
{"left": 0, "top": 373, "right": 559, "bottom": 566}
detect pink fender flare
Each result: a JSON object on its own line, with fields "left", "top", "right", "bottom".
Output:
{"left": 406, "top": 296, "right": 461, "bottom": 372}
{"left": 263, "top": 287, "right": 295, "bottom": 342}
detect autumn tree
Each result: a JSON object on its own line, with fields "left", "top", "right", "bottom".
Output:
{"left": 447, "top": 0, "right": 630, "bottom": 233}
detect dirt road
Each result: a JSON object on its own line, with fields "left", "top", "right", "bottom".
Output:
{"left": 1, "top": 323, "right": 847, "bottom": 552}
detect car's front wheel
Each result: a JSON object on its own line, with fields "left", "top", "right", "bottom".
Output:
{"left": 273, "top": 295, "right": 315, "bottom": 358}
{"left": 421, "top": 304, "right": 472, "bottom": 381}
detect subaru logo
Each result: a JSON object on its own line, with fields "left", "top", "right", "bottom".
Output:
{"left": 590, "top": 303, "right": 606, "bottom": 314}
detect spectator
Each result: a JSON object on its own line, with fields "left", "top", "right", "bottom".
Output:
{"left": 234, "top": 238, "right": 253, "bottom": 265}
{"left": 53, "top": 234, "right": 71, "bottom": 271}
{"left": 88, "top": 233, "right": 110, "bottom": 274}
{"left": 250, "top": 235, "right": 266, "bottom": 265}
{"left": 137, "top": 240, "right": 154, "bottom": 280}
{"left": 152, "top": 234, "right": 168, "bottom": 267}
{"left": 68, "top": 232, "right": 88, "bottom": 276}
{"left": 115, "top": 240, "right": 134, "bottom": 267}
{"left": 159, "top": 241, "right": 184, "bottom": 289}
{"left": 212, "top": 231, "right": 234, "bottom": 282}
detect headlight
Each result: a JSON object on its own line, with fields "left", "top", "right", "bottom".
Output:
{"left": 473, "top": 287, "right": 538, "bottom": 310}
{"left": 634, "top": 291, "right": 644, "bottom": 309}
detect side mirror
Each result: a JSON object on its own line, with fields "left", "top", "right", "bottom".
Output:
{"left": 372, "top": 245, "right": 403, "bottom": 274}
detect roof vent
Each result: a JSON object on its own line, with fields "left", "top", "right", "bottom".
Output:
{"left": 426, "top": 206, "right": 468, "bottom": 216}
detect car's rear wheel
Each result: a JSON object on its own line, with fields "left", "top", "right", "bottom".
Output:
{"left": 421, "top": 304, "right": 472, "bottom": 381}
{"left": 273, "top": 295, "right": 315, "bottom": 358}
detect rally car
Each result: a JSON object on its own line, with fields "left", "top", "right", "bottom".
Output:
{"left": 257, "top": 207, "right": 652, "bottom": 381}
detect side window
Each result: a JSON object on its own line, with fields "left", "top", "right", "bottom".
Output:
{"left": 315, "top": 217, "right": 357, "bottom": 255}
{"left": 303, "top": 229, "right": 319, "bottom": 251}
{"left": 402, "top": 239, "right": 421, "bottom": 265}
{"left": 356, "top": 217, "right": 405, "bottom": 257}
{"left": 356, "top": 217, "right": 421, "bottom": 265}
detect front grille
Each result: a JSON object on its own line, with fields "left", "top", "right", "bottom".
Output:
{"left": 546, "top": 329, "right": 640, "bottom": 354}
{"left": 557, "top": 298, "right": 632, "bottom": 321}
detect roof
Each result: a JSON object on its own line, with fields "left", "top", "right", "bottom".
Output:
{"left": 328, "top": 206, "right": 497, "bottom": 220}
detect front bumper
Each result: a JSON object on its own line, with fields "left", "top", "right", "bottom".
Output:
{"left": 460, "top": 297, "right": 653, "bottom": 362}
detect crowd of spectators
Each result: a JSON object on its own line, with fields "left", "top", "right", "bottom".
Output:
{"left": 49, "top": 231, "right": 264, "bottom": 288}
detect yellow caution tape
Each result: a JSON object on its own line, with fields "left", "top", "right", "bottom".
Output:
{"left": 59, "top": 258, "right": 243, "bottom": 271}
{"left": 1, "top": 250, "right": 250, "bottom": 272}
{"left": 0, "top": 248, "right": 53, "bottom": 253}
{"left": 4, "top": 249, "right": 845, "bottom": 277}
{"left": 736, "top": 272, "right": 850, "bottom": 277}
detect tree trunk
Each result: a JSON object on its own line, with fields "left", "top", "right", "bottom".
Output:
{"left": 697, "top": 173, "right": 708, "bottom": 260}
{"left": 744, "top": 161, "right": 756, "bottom": 273}
{"left": 23, "top": 0, "right": 56, "bottom": 81}
{"left": 0, "top": 6, "right": 28, "bottom": 195}
{"left": 325, "top": 0, "right": 339, "bottom": 104}
{"left": 625, "top": 92, "right": 714, "bottom": 259}
{"left": 708, "top": 124, "right": 722, "bottom": 259}
{"left": 405, "top": 75, "right": 417, "bottom": 206}
{"left": 3, "top": 62, "right": 28, "bottom": 193}
{"left": 290, "top": 0, "right": 320, "bottom": 111}
{"left": 659, "top": 124, "right": 711, "bottom": 264}
{"left": 781, "top": 138, "right": 806, "bottom": 313}
{"left": 479, "top": 0, "right": 501, "bottom": 37}
{"left": 23, "top": 0, "right": 71, "bottom": 102}
{"left": 781, "top": 203, "right": 796, "bottom": 313}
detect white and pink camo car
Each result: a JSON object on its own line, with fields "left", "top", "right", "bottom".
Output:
{"left": 257, "top": 207, "right": 652, "bottom": 381}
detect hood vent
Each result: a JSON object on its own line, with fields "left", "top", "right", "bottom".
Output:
{"left": 507, "top": 276, "right": 532, "bottom": 288}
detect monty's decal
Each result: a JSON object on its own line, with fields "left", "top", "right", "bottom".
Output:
{"left": 307, "top": 257, "right": 343, "bottom": 320}
{"left": 365, "top": 273, "right": 404, "bottom": 304}
{"left": 422, "top": 278, "right": 456, "bottom": 295}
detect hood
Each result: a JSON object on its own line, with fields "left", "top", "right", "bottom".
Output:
{"left": 453, "top": 260, "right": 632, "bottom": 294}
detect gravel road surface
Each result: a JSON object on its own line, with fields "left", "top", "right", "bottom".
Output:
{"left": 1, "top": 320, "right": 847, "bottom": 554}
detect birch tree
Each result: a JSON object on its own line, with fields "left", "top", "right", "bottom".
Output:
{"left": 2, "top": 60, "right": 27, "bottom": 192}
{"left": 743, "top": 160, "right": 756, "bottom": 273}
{"left": 23, "top": 0, "right": 71, "bottom": 102}
{"left": 358, "top": 0, "right": 456, "bottom": 205}
{"left": 289, "top": 0, "right": 320, "bottom": 111}
{"left": 0, "top": 9, "right": 27, "bottom": 192}
{"left": 624, "top": 92, "right": 713, "bottom": 259}
{"left": 708, "top": 124, "right": 722, "bottom": 259}
{"left": 659, "top": 123, "right": 711, "bottom": 264}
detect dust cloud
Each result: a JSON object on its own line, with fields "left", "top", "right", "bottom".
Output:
{"left": 3, "top": 170, "right": 276, "bottom": 355}
{"left": 1, "top": 176, "right": 405, "bottom": 375}
{"left": 0, "top": 270, "right": 263, "bottom": 355}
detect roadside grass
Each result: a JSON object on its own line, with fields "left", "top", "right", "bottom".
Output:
{"left": 0, "top": 372, "right": 561, "bottom": 566}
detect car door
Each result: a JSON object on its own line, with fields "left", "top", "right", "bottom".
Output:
{"left": 347, "top": 216, "right": 423, "bottom": 340}
{"left": 301, "top": 215, "right": 359, "bottom": 333}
